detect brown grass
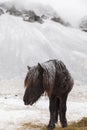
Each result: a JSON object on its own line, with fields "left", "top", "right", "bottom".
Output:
{"left": 18, "top": 117, "right": 87, "bottom": 130}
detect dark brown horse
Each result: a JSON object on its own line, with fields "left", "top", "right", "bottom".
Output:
{"left": 23, "top": 59, "right": 74, "bottom": 130}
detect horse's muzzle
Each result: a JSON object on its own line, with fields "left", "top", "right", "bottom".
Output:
{"left": 24, "top": 101, "right": 29, "bottom": 105}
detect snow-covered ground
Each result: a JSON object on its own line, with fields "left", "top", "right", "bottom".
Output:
{"left": 0, "top": 80, "right": 87, "bottom": 130}
{"left": 0, "top": 0, "right": 87, "bottom": 130}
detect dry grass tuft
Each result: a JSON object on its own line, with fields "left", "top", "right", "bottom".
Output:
{"left": 18, "top": 117, "right": 87, "bottom": 130}
{"left": 18, "top": 122, "right": 47, "bottom": 130}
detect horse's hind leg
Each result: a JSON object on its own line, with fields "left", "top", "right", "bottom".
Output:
{"left": 55, "top": 98, "right": 60, "bottom": 123}
{"left": 59, "top": 94, "right": 68, "bottom": 128}
{"left": 47, "top": 95, "right": 57, "bottom": 130}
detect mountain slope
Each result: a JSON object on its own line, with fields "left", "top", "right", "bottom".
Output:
{"left": 0, "top": 14, "right": 87, "bottom": 84}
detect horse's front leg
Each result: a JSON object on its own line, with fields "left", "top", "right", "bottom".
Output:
{"left": 59, "top": 94, "right": 68, "bottom": 128}
{"left": 47, "top": 95, "right": 56, "bottom": 130}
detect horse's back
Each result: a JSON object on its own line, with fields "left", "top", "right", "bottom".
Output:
{"left": 43, "top": 59, "right": 74, "bottom": 95}
{"left": 54, "top": 60, "right": 74, "bottom": 94}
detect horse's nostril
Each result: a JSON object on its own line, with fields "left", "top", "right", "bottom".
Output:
{"left": 24, "top": 101, "right": 28, "bottom": 105}
{"left": 23, "top": 97, "right": 28, "bottom": 105}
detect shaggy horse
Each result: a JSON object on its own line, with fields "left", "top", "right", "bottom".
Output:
{"left": 23, "top": 59, "right": 74, "bottom": 130}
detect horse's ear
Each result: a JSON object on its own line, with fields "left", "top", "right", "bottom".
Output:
{"left": 38, "top": 63, "right": 44, "bottom": 72}
{"left": 27, "top": 66, "right": 30, "bottom": 70}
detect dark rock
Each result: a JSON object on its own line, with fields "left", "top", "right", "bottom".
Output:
{"left": 41, "top": 14, "right": 48, "bottom": 20}
{"left": 51, "top": 17, "right": 64, "bottom": 23}
{"left": 4, "top": 97, "right": 7, "bottom": 99}
{"left": 15, "top": 94, "right": 18, "bottom": 97}
{"left": 51, "top": 16, "right": 70, "bottom": 26}
{"left": 82, "top": 29, "right": 87, "bottom": 32}
{"left": 23, "top": 11, "right": 36, "bottom": 22}
{"left": 35, "top": 15, "right": 44, "bottom": 24}
{"left": 6, "top": 6, "right": 22, "bottom": 17}
{"left": 0, "top": 8, "right": 4, "bottom": 15}
{"left": 23, "top": 10, "right": 44, "bottom": 24}
{"left": 79, "top": 16, "right": 87, "bottom": 32}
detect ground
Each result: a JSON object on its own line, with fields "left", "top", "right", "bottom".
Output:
{"left": 0, "top": 79, "right": 87, "bottom": 130}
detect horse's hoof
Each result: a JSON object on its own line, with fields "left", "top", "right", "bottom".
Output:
{"left": 47, "top": 124, "right": 55, "bottom": 130}
{"left": 55, "top": 119, "right": 58, "bottom": 124}
{"left": 61, "top": 123, "right": 67, "bottom": 128}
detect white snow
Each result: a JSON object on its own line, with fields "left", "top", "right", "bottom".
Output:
{"left": 0, "top": 14, "right": 87, "bottom": 83}
{"left": 0, "top": 0, "right": 87, "bottom": 129}
{"left": 0, "top": 80, "right": 86, "bottom": 130}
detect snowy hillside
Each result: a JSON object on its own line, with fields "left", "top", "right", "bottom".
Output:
{"left": 0, "top": 10, "right": 87, "bottom": 84}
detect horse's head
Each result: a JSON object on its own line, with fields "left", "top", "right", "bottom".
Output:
{"left": 23, "top": 63, "right": 44, "bottom": 105}
{"left": 23, "top": 60, "right": 56, "bottom": 105}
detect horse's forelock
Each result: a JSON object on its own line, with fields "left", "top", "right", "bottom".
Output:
{"left": 24, "top": 72, "right": 30, "bottom": 88}
{"left": 24, "top": 69, "right": 32, "bottom": 88}
{"left": 24, "top": 66, "right": 39, "bottom": 88}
